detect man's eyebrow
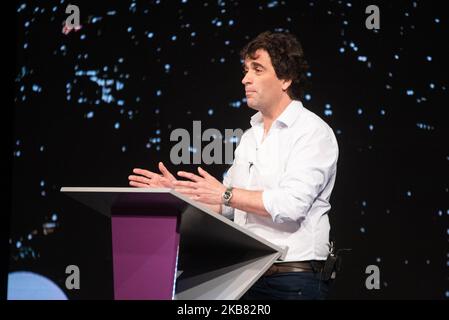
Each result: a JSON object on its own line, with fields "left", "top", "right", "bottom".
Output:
{"left": 243, "top": 61, "right": 266, "bottom": 70}
{"left": 250, "top": 62, "right": 265, "bottom": 69}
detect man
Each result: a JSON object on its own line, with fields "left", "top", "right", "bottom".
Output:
{"left": 128, "top": 31, "right": 339, "bottom": 300}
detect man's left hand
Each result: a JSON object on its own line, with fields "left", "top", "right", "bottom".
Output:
{"left": 174, "top": 167, "right": 227, "bottom": 205}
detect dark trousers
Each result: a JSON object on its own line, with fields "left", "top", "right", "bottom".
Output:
{"left": 240, "top": 272, "right": 332, "bottom": 300}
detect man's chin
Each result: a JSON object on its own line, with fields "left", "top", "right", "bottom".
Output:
{"left": 246, "top": 99, "right": 260, "bottom": 110}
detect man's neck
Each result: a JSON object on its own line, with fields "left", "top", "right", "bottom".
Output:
{"left": 261, "top": 95, "right": 293, "bottom": 135}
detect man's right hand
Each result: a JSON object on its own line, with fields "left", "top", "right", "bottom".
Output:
{"left": 128, "top": 162, "right": 222, "bottom": 214}
{"left": 128, "top": 162, "right": 177, "bottom": 188}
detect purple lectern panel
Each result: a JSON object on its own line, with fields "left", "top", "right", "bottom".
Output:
{"left": 111, "top": 215, "right": 179, "bottom": 300}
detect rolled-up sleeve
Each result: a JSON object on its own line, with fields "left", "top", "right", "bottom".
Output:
{"left": 262, "top": 127, "right": 339, "bottom": 224}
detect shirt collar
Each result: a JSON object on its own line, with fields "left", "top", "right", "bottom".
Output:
{"left": 250, "top": 100, "right": 302, "bottom": 128}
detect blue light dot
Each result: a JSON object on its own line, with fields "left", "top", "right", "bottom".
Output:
{"left": 127, "top": 26, "right": 132, "bottom": 32}
{"left": 156, "top": 90, "right": 162, "bottom": 96}
{"left": 406, "top": 191, "right": 412, "bottom": 197}
{"left": 16, "top": 241, "right": 22, "bottom": 249}
{"left": 380, "top": 109, "right": 386, "bottom": 115}
{"left": 228, "top": 19, "right": 234, "bottom": 26}
{"left": 305, "top": 94, "right": 311, "bottom": 101}
{"left": 191, "top": 31, "right": 196, "bottom": 37}
{"left": 147, "top": 32, "right": 154, "bottom": 39}
{"left": 121, "top": 146, "right": 127, "bottom": 152}
{"left": 426, "top": 56, "right": 432, "bottom": 62}
{"left": 86, "top": 111, "right": 94, "bottom": 119}
{"left": 171, "top": 35, "right": 177, "bottom": 41}
{"left": 369, "top": 124, "right": 374, "bottom": 131}
{"left": 358, "top": 56, "right": 367, "bottom": 62}
{"left": 429, "top": 83, "right": 435, "bottom": 89}
{"left": 40, "top": 180, "right": 45, "bottom": 187}
{"left": 394, "top": 54, "right": 399, "bottom": 60}
{"left": 362, "top": 201, "right": 367, "bottom": 207}
{"left": 406, "top": 90, "right": 414, "bottom": 96}
{"left": 357, "top": 108, "right": 363, "bottom": 115}
{"left": 208, "top": 109, "right": 214, "bottom": 115}
{"left": 51, "top": 213, "right": 58, "bottom": 221}
{"left": 114, "top": 122, "right": 120, "bottom": 129}
{"left": 339, "top": 47, "right": 345, "bottom": 53}
{"left": 360, "top": 227, "right": 366, "bottom": 233}
{"left": 41, "top": 190, "right": 46, "bottom": 197}
{"left": 435, "top": 18, "right": 440, "bottom": 23}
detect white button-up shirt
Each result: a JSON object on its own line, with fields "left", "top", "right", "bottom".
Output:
{"left": 222, "top": 100, "right": 339, "bottom": 262}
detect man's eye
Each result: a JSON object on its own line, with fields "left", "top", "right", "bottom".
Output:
{"left": 255, "top": 68, "right": 262, "bottom": 73}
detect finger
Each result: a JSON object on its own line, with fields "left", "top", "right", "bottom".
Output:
{"left": 133, "top": 168, "right": 162, "bottom": 179}
{"left": 129, "top": 181, "right": 149, "bottom": 188}
{"left": 173, "top": 180, "right": 197, "bottom": 188}
{"left": 129, "top": 175, "right": 152, "bottom": 185}
{"left": 198, "top": 167, "right": 213, "bottom": 180}
{"left": 177, "top": 171, "right": 202, "bottom": 182}
{"left": 159, "top": 162, "right": 177, "bottom": 181}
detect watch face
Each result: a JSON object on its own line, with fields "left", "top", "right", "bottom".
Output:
{"left": 224, "top": 192, "right": 231, "bottom": 200}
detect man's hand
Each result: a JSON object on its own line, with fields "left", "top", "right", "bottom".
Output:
{"left": 128, "top": 162, "right": 177, "bottom": 188}
{"left": 173, "top": 167, "right": 227, "bottom": 205}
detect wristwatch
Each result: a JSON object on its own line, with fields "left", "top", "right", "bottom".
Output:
{"left": 222, "top": 186, "right": 233, "bottom": 206}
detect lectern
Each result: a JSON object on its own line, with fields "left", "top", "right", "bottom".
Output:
{"left": 60, "top": 187, "right": 286, "bottom": 300}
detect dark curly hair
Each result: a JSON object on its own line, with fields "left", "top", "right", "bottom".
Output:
{"left": 240, "top": 31, "right": 310, "bottom": 100}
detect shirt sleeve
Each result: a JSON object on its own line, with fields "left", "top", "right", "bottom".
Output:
{"left": 262, "top": 125, "right": 339, "bottom": 223}
{"left": 220, "top": 164, "right": 235, "bottom": 220}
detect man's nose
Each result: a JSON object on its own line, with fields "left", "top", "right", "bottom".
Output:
{"left": 242, "top": 72, "right": 251, "bottom": 85}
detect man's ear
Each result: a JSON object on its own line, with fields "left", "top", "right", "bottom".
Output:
{"left": 282, "top": 79, "right": 292, "bottom": 91}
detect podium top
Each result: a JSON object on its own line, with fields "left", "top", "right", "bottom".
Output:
{"left": 60, "top": 187, "right": 287, "bottom": 260}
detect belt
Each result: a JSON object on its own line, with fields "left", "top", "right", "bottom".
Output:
{"left": 263, "top": 261, "right": 325, "bottom": 276}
